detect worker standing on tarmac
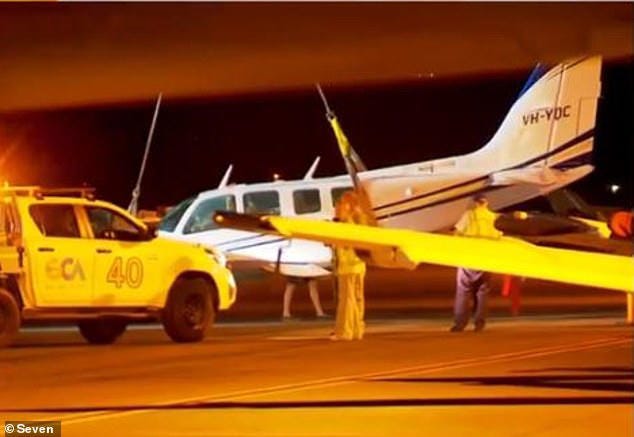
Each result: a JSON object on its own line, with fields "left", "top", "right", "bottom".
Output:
{"left": 331, "top": 192, "right": 366, "bottom": 341}
{"left": 451, "top": 194, "right": 503, "bottom": 333}
{"left": 282, "top": 277, "right": 327, "bottom": 321}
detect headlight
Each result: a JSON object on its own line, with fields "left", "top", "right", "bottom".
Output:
{"left": 204, "top": 246, "right": 227, "bottom": 267}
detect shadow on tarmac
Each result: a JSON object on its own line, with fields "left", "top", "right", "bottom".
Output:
{"left": 517, "top": 366, "right": 633, "bottom": 373}
{"left": 4, "top": 367, "right": 631, "bottom": 414}
{"left": 373, "top": 366, "right": 634, "bottom": 393}
{"left": 2, "top": 395, "right": 633, "bottom": 414}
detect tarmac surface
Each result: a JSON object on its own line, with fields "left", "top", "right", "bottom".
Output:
{"left": 2, "top": 267, "right": 632, "bottom": 436}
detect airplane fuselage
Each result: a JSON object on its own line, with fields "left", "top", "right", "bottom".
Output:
{"left": 159, "top": 156, "right": 592, "bottom": 275}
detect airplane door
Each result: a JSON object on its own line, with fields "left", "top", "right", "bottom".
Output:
{"left": 28, "top": 204, "right": 95, "bottom": 306}
{"left": 83, "top": 206, "right": 159, "bottom": 306}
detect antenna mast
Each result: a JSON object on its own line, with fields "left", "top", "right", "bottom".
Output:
{"left": 129, "top": 93, "right": 162, "bottom": 215}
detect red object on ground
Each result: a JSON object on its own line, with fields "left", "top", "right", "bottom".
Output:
{"left": 609, "top": 211, "right": 632, "bottom": 238}
{"left": 502, "top": 275, "right": 523, "bottom": 316}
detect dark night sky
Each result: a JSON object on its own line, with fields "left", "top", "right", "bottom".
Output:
{"left": 0, "top": 59, "right": 632, "bottom": 210}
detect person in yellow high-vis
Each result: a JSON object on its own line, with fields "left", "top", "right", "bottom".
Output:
{"left": 331, "top": 192, "right": 366, "bottom": 341}
{"left": 451, "top": 194, "right": 502, "bottom": 332}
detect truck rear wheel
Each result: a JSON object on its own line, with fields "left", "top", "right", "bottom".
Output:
{"left": 78, "top": 319, "right": 127, "bottom": 345}
{"left": 0, "top": 288, "right": 20, "bottom": 348}
{"left": 162, "top": 278, "right": 215, "bottom": 343}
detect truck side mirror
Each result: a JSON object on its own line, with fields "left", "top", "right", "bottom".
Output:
{"left": 143, "top": 225, "right": 158, "bottom": 241}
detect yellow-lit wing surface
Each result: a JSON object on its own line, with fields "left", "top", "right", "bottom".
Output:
{"left": 214, "top": 212, "right": 634, "bottom": 293}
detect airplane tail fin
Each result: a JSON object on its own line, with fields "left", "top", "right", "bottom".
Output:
{"left": 471, "top": 56, "right": 602, "bottom": 172}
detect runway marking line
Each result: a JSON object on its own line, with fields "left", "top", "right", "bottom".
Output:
{"left": 29, "top": 335, "right": 632, "bottom": 426}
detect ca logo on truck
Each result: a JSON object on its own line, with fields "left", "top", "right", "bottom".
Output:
{"left": 45, "top": 258, "right": 86, "bottom": 281}
{"left": 522, "top": 105, "right": 571, "bottom": 125}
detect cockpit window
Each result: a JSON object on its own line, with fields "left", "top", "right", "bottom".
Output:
{"left": 331, "top": 186, "right": 353, "bottom": 206}
{"left": 183, "top": 195, "right": 236, "bottom": 234}
{"left": 158, "top": 196, "right": 195, "bottom": 232}
{"left": 293, "top": 189, "right": 321, "bottom": 214}
{"left": 243, "top": 191, "right": 280, "bottom": 215}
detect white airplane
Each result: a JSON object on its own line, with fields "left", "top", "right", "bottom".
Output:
{"left": 158, "top": 159, "right": 351, "bottom": 276}
{"left": 159, "top": 56, "right": 602, "bottom": 279}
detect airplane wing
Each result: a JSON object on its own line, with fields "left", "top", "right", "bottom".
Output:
{"left": 214, "top": 212, "right": 634, "bottom": 293}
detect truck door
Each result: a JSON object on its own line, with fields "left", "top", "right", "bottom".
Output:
{"left": 29, "top": 204, "right": 95, "bottom": 306}
{"left": 83, "top": 206, "right": 159, "bottom": 306}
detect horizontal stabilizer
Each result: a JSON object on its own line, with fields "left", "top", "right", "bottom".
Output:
{"left": 491, "top": 168, "right": 565, "bottom": 186}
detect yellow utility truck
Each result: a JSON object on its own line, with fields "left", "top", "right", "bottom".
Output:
{"left": 0, "top": 186, "right": 237, "bottom": 347}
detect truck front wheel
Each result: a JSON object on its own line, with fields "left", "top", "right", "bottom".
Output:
{"left": 0, "top": 288, "right": 20, "bottom": 348}
{"left": 78, "top": 319, "right": 127, "bottom": 345}
{"left": 162, "top": 278, "right": 215, "bottom": 343}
